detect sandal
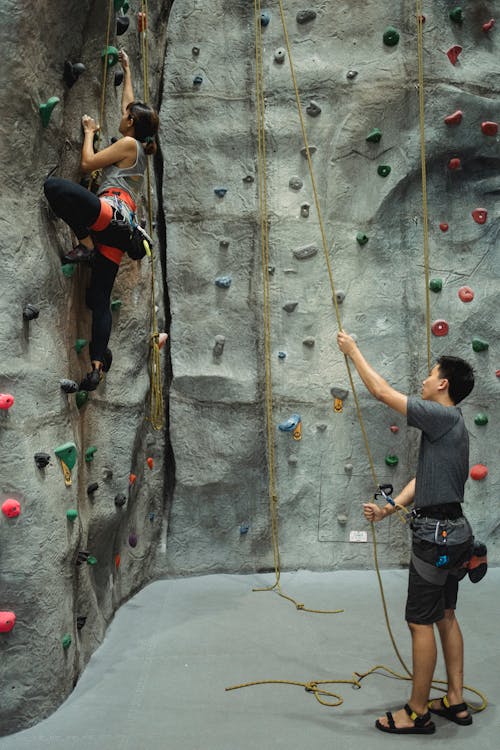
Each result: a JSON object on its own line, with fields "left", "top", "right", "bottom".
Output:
{"left": 428, "top": 696, "right": 472, "bottom": 725}
{"left": 63, "top": 243, "right": 96, "bottom": 264}
{"left": 376, "top": 703, "right": 436, "bottom": 734}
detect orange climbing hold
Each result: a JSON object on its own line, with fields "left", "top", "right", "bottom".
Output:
{"left": 147, "top": 457, "right": 154, "bottom": 470}
{"left": 481, "top": 121, "right": 498, "bottom": 136}
{"left": 129, "top": 473, "right": 137, "bottom": 485}
{"left": 470, "top": 464, "right": 488, "bottom": 481}
{"left": 115, "top": 554, "right": 121, "bottom": 569}
{"left": 293, "top": 422, "right": 302, "bottom": 441}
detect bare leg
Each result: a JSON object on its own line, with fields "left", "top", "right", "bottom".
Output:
{"left": 430, "top": 609, "right": 469, "bottom": 719}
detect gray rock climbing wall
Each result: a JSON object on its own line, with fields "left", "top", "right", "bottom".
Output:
{"left": 0, "top": 0, "right": 170, "bottom": 735}
{"left": 162, "top": 0, "right": 499, "bottom": 576}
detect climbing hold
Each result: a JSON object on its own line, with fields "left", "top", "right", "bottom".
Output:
{"left": 102, "top": 467, "right": 113, "bottom": 480}
{"left": 344, "top": 463, "right": 353, "bottom": 474}
{"left": 444, "top": 110, "right": 463, "bottom": 126}
{"left": 87, "top": 555, "right": 97, "bottom": 566}
{"left": 0, "top": 612, "right": 16, "bottom": 633}
{"left": 87, "top": 482, "right": 98, "bottom": 495}
{"left": 474, "top": 413, "right": 488, "bottom": 426}
{"left": 470, "top": 464, "right": 488, "bottom": 481}
{"left": 472, "top": 337, "right": 489, "bottom": 352}
{"left": 274, "top": 48, "right": 286, "bottom": 64}
{"left": 66, "top": 509, "right": 78, "bottom": 521}
{"left": 158, "top": 333, "right": 168, "bottom": 349}
{"left": 214, "top": 187, "right": 227, "bottom": 198}
{"left": 149, "top": 512, "right": 155, "bottom": 522}
{"left": 366, "top": 128, "right": 382, "bottom": 143}
{"left": 76, "top": 550, "right": 90, "bottom": 565}
{"left": 300, "top": 145, "right": 317, "bottom": 158}
{"left": 34, "top": 451, "right": 51, "bottom": 469}
{"left": 61, "top": 263, "right": 76, "bottom": 278}
{"left": 429, "top": 278, "right": 443, "bottom": 292}
{"left": 147, "top": 457, "right": 154, "bottom": 470}
{"left": 346, "top": 70, "right": 358, "bottom": 79}
{"left": 439, "top": 223, "right": 449, "bottom": 232}
{"left": 331, "top": 387, "right": 348, "bottom": 401}
{"left": 193, "top": 75, "right": 203, "bottom": 87}
{"left": 240, "top": 523, "right": 250, "bottom": 535}
{"left": 446, "top": 45, "right": 462, "bottom": 65}
{"left": 260, "top": 11, "right": 271, "bottom": 27}
{"left": 76, "top": 616, "right": 87, "bottom": 630}
{"left": 54, "top": 442, "right": 77, "bottom": 486}
{"left": 333, "top": 397, "right": 343, "bottom": 413}
{"left": 296, "top": 9, "right": 316, "bottom": 24}
{"left": 192, "top": 46, "right": 200, "bottom": 56}
{"left": 1, "top": 499, "right": 21, "bottom": 518}
{"left": 63, "top": 61, "right": 86, "bottom": 88}
{"left": 114, "top": 70, "right": 124, "bottom": 87}
{"left": 242, "top": 175, "right": 254, "bottom": 184}
{"left": 293, "top": 422, "right": 302, "bottom": 441}
{"left": 385, "top": 454, "right": 399, "bottom": 467}
{"left": 356, "top": 232, "right": 369, "bottom": 246}
{"left": 278, "top": 414, "right": 301, "bottom": 432}
{"left": 74, "top": 338, "right": 88, "bottom": 354}
{"left": 316, "top": 423, "right": 327, "bottom": 431}
{"left": 283, "top": 302, "right": 298, "bottom": 313}
{"left": 458, "top": 286, "right": 474, "bottom": 303}
{"left": 0, "top": 394, "right": 14, "bottom": 410}
{"left": 306, "top": 100, "right": 321, "bottom": 117}
{"left": 293, "top": 244, "right": 318, "bottom": 260}
{"left": 215, "top": 276, "right": 232, "bottom": 288}
{"left": 39, "top": 97, "right": 60, "bottom": 128}
{"left": 390, "top": 425, "right": 400, "bottom": 433}
{"left": 481, "top": 121, "right": 498, "bottom": 136}
{"left": 496, "top": 370, "right": 500, "bottom": 378}
{"left": 60, "top": 379, "right": 79, "bottom": 394}
{"left": 449, "top": 7, "right": 464, "bottom": 24}
{"left": 116, "top": 16, "right": 130, "bottom": 35}
{"left": 472, "top": 208, "right": 488, "bottom": 224}
{"left": 377, "top": 165, "right": 391, "bottom": 177}
{"left": 129, "top": 473, "right": 137, "bottom": 485}
{"left": 289, "top": 176, "right": 303, "bottom": 191}
{"left": 278, "top": 351, "right": 286, "bottom": 359}
{"left": 101, "top": 46, "right": 119, "bottom": 68}
{"left": 128, "top": 532, "right": 138, "bottom": 548}
{"left": 335, "top": 290, "right": 346, "bottom": 304}
{"left": 302, "top": 337, "right": 315, "bottom": 347}
{"left": 115, "top": 554, "right": 121, "bottom": 569}
{"left": 383, "top": 27, "right": 400, "bottom": 46}
{"left": 337, "top": 514, "right": 348, "bottom": 525}
{"left": 220, "top": 239, "right": 230, "bottom": 249}
{"left": 300, "top": 203, "right": 310, "bottom": 218}
{"left": 448, "top": 158, "right": 461, "bottom": 170}
{"left": 114, "top": 493, "right": 127, "bottom": 508}
{"left": 110, "top": 299, "right": 122, "bottom": 312}
{"left": 85, "top": 446, "right": 97, "bottom": 462}
{"left": 482, "top": 19, "right": 495, "bottom": 33}
{"left": 23, "top": 303, "right": 39, "bottom": 321}
{"left": 213, "top": 335, "right": 226, "bottom": 357}
{"left": 137, "top": 11, "right": 147, "bottom": 32}
{"left": 75, "top": 391, "right": 88, "bottom": 409}
{"left": 431, "top": 319, "right": 449, "bottom": 337}
{"left": 62, "top": 634, "right": 73, "bottom": 650}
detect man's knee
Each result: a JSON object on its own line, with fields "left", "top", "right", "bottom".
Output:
{"left": 407, "top": 620, "right": 435, "bottom": 633}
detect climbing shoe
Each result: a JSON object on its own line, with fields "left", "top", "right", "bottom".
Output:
{"left": 467, "top": 541, "right": 488, "bottom": 583}
{"left": 102, "top": 348, "right": 113, "bottom": 373}
{"left": 78, "top": 367, "right": 103, "bottom": 392}
{"left": 63, "top": 243, "right": 95, "bottom": 264}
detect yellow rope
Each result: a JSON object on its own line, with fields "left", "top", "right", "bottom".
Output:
{"left": 88, "top": 0, "right": 114, "bottom": 192}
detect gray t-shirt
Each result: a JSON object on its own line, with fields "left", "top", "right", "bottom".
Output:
{"left": 407, "top": 396, "right": 469, "bottom": 508}
{"left": 98, "top": 139, "right": 147, "bottom": 204}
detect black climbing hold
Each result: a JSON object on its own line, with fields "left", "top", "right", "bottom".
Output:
{"left": 34, "top": 452, "right": 51, "bottom": 469}
{"left": 283, "top": 302, "right": 298, "bottom": 313}
{"left": 60, "top": 379, "right": 79, "bottom": 394}
{"left": 293, "top": 244, "right": 318, "bottom": 260}
{"left": 76, "top": 550, "right": 90, "bottom": 566}
{"left": 215, "top": 276, "right": 232, "bottom": 288}
{"left": 306, "top": 100, "right": 321, "bottom": 117}
{"left": 296, "top": 9, "right": 317, "bottom": 24}
{"left": 260, "top": 11, "right": 271, "bottom": 26}
{"left": 300, "top": 145, "right": 317, "bottom": 158}
{"left": 242, "top": 175, "right": 254, "bottom": 183}
{"left": 346, "top": 70, "right": 358, "bottom": 79}
{"left": 289, "top": 176, "right": 303, "bottom": 191}
{"left": 114, "top": 70, "right": 124, "bottom": 87}
{"left": 23, "top": 304, "right": 40, "bottom": 321}
{"left": 114, "top": 493, "right": 127, "bottom": 507}
{"left": 116, "top": 15, "right": 130, "bottom": 35}
{"left": 214, "top": 187, "right": 227, "bottom": 197}
{"left": 63, "top": 61, "right": 86, "bottom": 88}
{"left": 110, "top": 136, "right": 118, "bottom": 144}
{"left": 213, "top": 335, "right": 225, "bottom": 357}
{"left": 193, "top": 74, "right": 203, "bottom": 86}
{"left": 335, "top": 290, "right": 346, "bottom": 304}
{"left": 76, "top": 616, "right": 87, "bottom": 631}
{"left": 192, "top": 46, "right": 200, "bottom": 56}
{"left": 331, "top": 387, "right": 348, "bottom": 400}
{"left": 87, "top": 482, "right": 99, "bottom": 495}
{"left": 383, "top": 27, "right": 400, "bottom": 46}
{"left": 274, "top": 48, "right": 286, "bottom": 64}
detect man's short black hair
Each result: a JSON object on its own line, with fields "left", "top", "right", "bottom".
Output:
{"left": 436, "top": 356, "right": 474, "bottom": 404}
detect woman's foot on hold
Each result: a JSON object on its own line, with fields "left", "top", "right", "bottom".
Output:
{"left": 79, "top": 364, "right": 103, "bottom": 392}
{"left": 63, "top": 242, "right": 95, "bottom": 264}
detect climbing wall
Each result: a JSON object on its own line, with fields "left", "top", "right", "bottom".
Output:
{"left": 0, "top": 0, "right": 170, "bottom": 735}
{"left": 162, "top": 0, "right": 499, "bottom": 576}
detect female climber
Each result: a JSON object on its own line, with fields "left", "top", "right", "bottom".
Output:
{"left": 44, "top": 49, "right": 160, "bottom": 391}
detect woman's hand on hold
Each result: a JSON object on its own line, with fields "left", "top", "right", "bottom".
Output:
{"left": 119, "top": 49, "right": 130, "bottom": 69}
{"left": 82, "top": 115, "right": 99, "bottom": 134}
{"left": 363, "top": 502, "right": 386, "bottom": 523}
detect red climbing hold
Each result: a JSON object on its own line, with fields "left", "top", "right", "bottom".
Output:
{"left": 158, "top": 333, "right": 168, "bottom": 349}
{"left": 0, "top": 393, "right": 14, "bottom": 410}
{"left": 483, "top": 19, "right": 495, "bottom": 33}
{"left": 137, "top": 11, "right": 147, "bottom": 32}
{"left": 470, "top": 464, "right": 488, "bottom": 481}
{"left": 0, "top": 612, "right": 16, "bottom": 633}
{"left": 458, "top": 286, "right": 474, "bottom": 303}
{"left": 496, "top": 370, "right": 500, "bottom": 378}
{"left": 472, "top": 208, "right": 487, "bottom": 225}
{"left": 1, "top": 499, "right": 21, "bottom": 518}
{"left": 439, "top": 222, "right": 449, "bottom": 232}
{"left": 447, "top": 45, "right": 462, "bottom": 65}
{"left": 115, "top": 554, "right": 121, "bottom": 569}
{"left": 444, "top": 110, "right": 463, "bottom": 126}
{"left": 431, "top": 320, "right": 449, "bottom": 337}
{"left": 448, "top": 158, "right": 461, "bottom": 170}
{"left": 146, "top": 457, "right": 154, "bottom": 470}
{"left": 129, "top": 473, "right": 137, "bottom": 485}
{"left": 389, "top": 425, "right": 399, "bottom": 434}
{"left": 481, "top": 121, "right": 498, "bottom": 136}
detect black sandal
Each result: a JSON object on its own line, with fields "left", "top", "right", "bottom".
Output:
{"left": 376, "top": 703, "right": 436, "bottom": 734}
{"left": 428, "top": 696, "right": 472, "bottom": 725}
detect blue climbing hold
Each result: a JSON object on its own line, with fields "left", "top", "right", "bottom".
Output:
{"left": 240, "top": 523, "right": 250, "bottom": 535}
{"left": 260, "top": 11, "right": 271, "bottom": 26}
{"left": 214, "top": 187, "right": 227, "bottom": 198}
{"left": 278, "top": 413, "right": 301, "bottom": 432}
{"left": 278, "top": 351, "right": 287, "bottom": 359}
{"left": 215, "top": 276, "right": 232, "bottom": 288}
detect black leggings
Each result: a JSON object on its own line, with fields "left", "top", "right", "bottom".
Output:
{"left": 44, "top": 177, "right": 121, "bottom": 363}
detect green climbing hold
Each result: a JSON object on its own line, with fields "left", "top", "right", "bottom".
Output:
{"left": 74, "top": 338, "right": 88, "bottom": 354}
{"left": 111, "top": 299, "right": 122, "bottom": 311}
{"left": 75, "top": 391, "right": 89, "bottom": 409}
{"left": 429, "top": 278, "right": 443, "bottom": 293}
{"left": 87, "top": 555, "right": 98, "bottom": 566}
{"left": 474, "top": 413, "right": 488, "bottom": 426}
{"left": 377, "top": 165, "right": 391, "bottom": 177}
{"left": 366, "top": 128, "right": 382, "bottom": 143}
{"left": 472, "top": 337, "right": 489, "bottom": 352}
{"left": 62, "top": 634, "right": 72, "bottom": 649}
{"left": 385, "top": 454, "right": 399, "bottom": 467}
{"left": 54, "top": 442, "right": 77, "bottom": 471}
{"left": 66, "top": 509, "right": 78, "bottom": 521}
{"left": 114, "top": 0, "right": 123, "bottom": 9}
{"left": 383, "top": 27, "right": 400, "bottom": 47}
{"left": 356, "top": 232, "right": 369, "bottom": 246}
{"left": 101, "top": 46, "right": 119, "bottom": 68}
{"left": 449, "top": 7, "right": 464, "bottom": 24}
{"left": 61, "top": 263, "right": 76, "bottom": 278}
{"left": 85, "top": 446, "right": 97, "bottom": 462}
{"left": 39, "top": 96, "right": 60, "bottom": 128}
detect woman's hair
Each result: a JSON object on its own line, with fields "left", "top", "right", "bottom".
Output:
{"left": 127, "top": 101, "right": 159, "bottom": 155}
